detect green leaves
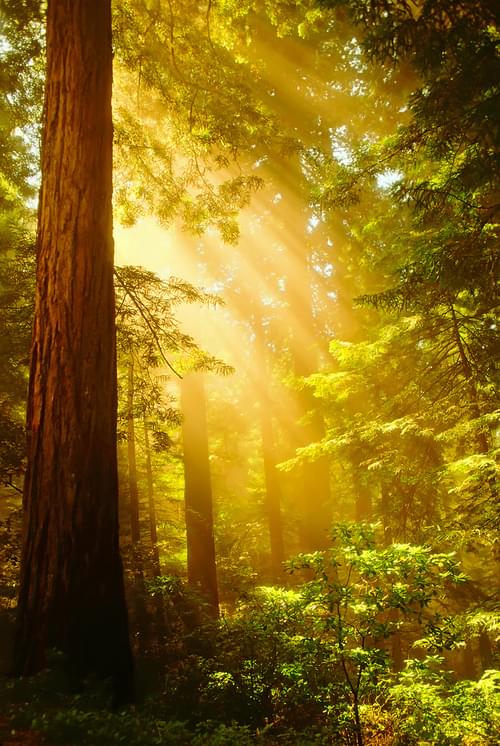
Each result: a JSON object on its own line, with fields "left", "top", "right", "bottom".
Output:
{"left": 389, "top": 661, "right": 500, "bottom": 745}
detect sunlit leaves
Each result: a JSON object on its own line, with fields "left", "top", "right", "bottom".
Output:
{"left": 0, "top": 1, "right": 38, "bottom": 485}
{"left": 114, "top": 265, "right": 230, "bottom": 435}
{"left": 285, "top": 522, "right": 469, "bottom": 741}
{"left": 112, "top": 0, "right": 295, "bottom": 239}
{"left": 389, "top": 662, "right": 500, "bottom": 744}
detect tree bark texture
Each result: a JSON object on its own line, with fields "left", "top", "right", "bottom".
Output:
{"left": 13, "top": 0, "right": 134, "bottom": 701}
{"left": 181, "top": 373, "right": 219, "bottom": 618}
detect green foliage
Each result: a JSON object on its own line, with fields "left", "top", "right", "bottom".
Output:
{"left": 389, "top": 662, "right": 500, "bottom": 745}
{"left": 147, "top": 527, "right": 478, "bottom": 743}
{"left": 0, "top": 0, "right": 40, "bottom": 487}
{"left": 0, "top": 671, "right": 256, "bottom": 745}
{"left": 112, "top": 0, "right": 298, "bottom": 240}
{"left": 0, "top": 0, "right": 44, "bottom": 199}
{"left": 1, "top": 525, "right": 498, "bottom": 744}
{"left": 114, "top": 264, "right": 231, "bottom": 450}
{"left": 287, "top": 522, "right": 469, "bottom": 743}
{"left": 1, "top": 1, "right": 499, "bottom": 743}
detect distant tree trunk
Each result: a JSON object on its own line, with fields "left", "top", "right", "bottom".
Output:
{"left": 12, "top": 0, "right": 133, "bottom": 701}
{"left": 390, "top": 612, "right": 404, "bottom": 672}
{"left": 127, "top": 356, "right": 141, "bottom": 544}
{"left": 478, "top": 630, "right": 494, "bottom": 671}
{"left": 125, "top": 357, "right": 149, "bottom": 654}
{"left": 380, "top": 485, "right": 393, "bottom": 544}
{"left": 293, "top": 381, "right": 332, "bottom": 552}
{"left": 460, "top": 642, "right": 476, "bottom": 679}
{"left": 143, "top": 418, "right": 166, "bottom": 646}
{"left": 260, "top": 405, "right": 286, "bottom": 578}
{"left": 181, "top": 373, "right": 219, "bottom": 618}
{"left": 252, "top": 311, "right": 286, "bottom": 578}
{"left": 143, "top": 419, "right": 162, "bottom": 578}
{"left": 353, "top": 470, "right": 372, "bottom": 521}
{"left": 287, "top": 235, "right": 332, "bottom": 551}
{"left": 266, "top": 157, "right": 332, "bottom": 552}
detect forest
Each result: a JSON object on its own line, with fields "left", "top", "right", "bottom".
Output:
{"left": 0, "top": 0, "right": 498, "bottom": 744}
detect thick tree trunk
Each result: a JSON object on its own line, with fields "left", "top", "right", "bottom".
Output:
{"left": 181, "top": 373, "right": 219, "bottom": 618}
{"left": 12, "top": 0, "right": 133, "bottom": 701}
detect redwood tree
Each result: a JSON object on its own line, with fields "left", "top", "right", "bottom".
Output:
{"left": 181, "top": 373, "right": 219, "bottom": 618}
{"left": 12, "top": 0, "right": 134, "bottom": 700}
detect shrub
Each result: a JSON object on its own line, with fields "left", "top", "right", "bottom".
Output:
{"left": 390, "top": 662, "right": 500, "bottom": 745}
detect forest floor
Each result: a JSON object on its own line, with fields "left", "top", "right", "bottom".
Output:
{"left": 0, "top": 717, "right": 44, "bottom": 746}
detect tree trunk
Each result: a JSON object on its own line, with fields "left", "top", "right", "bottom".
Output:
{"left": 181, "top": 373, "right": 219, "bottom": 618}
{"left": 260, "top": 403, "right": 286, "bottom": 579}
{"left": 266, "top": 157, "right": 332, "bottom": 552}
{"left": 252, "top": 311, "right": 285, "bottom": 579}
{"left": 125, "top": 358, "right": 149, "bottom": 653}
{"left": 143, "top": 418, "right": 167, "bottom": 647}
{"left": 293, "top": 383, "right": 332, "bottom": 552}
{"left": 127, "top": 357, "right": 141, "bottom": 544}
{"left": 380, "top": 485, "right": 393, "bottom": 545}
{"left": 12, "top": 0, "right": 133, "bottom": 702}
{"left": 478, "top": 630, "right": 494, "bottom": 671}
{"left": 143, "top": 418, "right": 162, "bottom": 578}
{"left": 353, "top": 469, "right": 372, "bottom": 521}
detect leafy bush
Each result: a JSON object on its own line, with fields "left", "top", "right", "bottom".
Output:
{"left": 390, "top": 662, "right": 500, "bottom": 745}
{"left": 2, "top": 525, "right": 494, "bottom": 746}
{"left": 287, "top": 522, "right": 468, "bottom": 744}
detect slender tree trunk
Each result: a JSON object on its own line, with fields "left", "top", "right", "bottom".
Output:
{"left": 260, "top": 401, "right": 286, "bottom": 579}
{"left": 143, "top": 419, "right": 162, "bottom": 578}
{"left": 127, "top": 357, "right": 140, "bottom": 544}
{"left": 287, "top": 239, "right": 332, "bottom": 551}
{"left": 390, "top": 611, "right": 404, "bottom": 672}
{"left": 352, "top": 469, "right": 372, "bottom": 521}
{"left": 381, "top": 485, "right": 393, "bottom": 544}
{"left": 143, "top": 418, "right": 167, "bottom": 645}
{"left": 293, "top": 383, "right": 332, "bottom": 552}
{"left": 266, "top": 157, "right": 332, "bottom": 552}
{"left": 478, "top": 630, "right": 494, "bottom": 671}
{"left": 252, "top": 311, "right": 285, "bottom": 578}
{"left": 12, "top": 0, "right": 133, "bottom": 701}
{"left": 125, "top": 357, "right": 149, "bottom": 653}
{"left": 461, "top": 642, "right": 476, "bottom": 678}
{"left": 181, "top": 373, "right": 219, "bottom": 618}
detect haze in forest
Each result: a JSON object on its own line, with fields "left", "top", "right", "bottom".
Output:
{"left": 0, "top": 1, "right": 498, "bottom": 744}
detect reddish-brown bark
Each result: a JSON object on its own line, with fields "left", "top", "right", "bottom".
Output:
{"left": 13, "top": 0, "right": 134, "bottom": 701}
